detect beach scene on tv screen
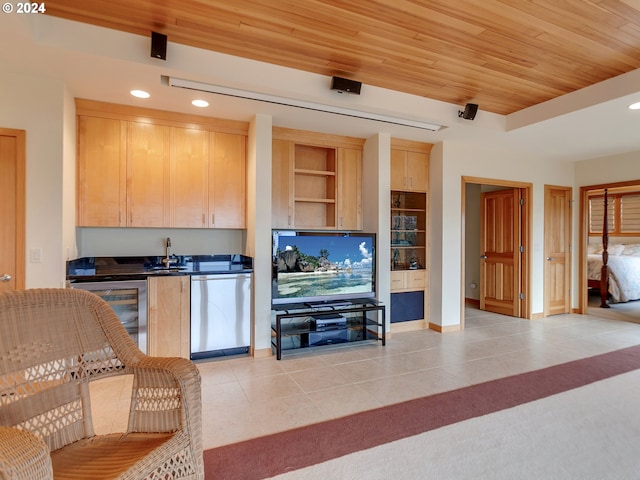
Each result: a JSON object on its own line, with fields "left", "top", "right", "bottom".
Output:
{"left": 275, "top": 235, "right": 373, "bottom": 299}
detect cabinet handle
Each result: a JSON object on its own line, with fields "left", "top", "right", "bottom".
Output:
{"left": 211, "top": 214, "right": 215, "bottom": 226}
{"left": 202, "top": 214, "right": 205, "bottom": 226}
{"left": 404, "top": 176, "right": 407, "bottom": 187}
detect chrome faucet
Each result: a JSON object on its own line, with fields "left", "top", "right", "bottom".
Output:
{"left": 162, "top": 237, "right": 177, "bottom": 266}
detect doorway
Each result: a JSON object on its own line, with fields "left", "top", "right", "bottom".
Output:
{"left": 579, "top": 180, "right": 640, "bottom": 318}
{"left": 462, "top": 177, "right": 532, "bottom": 326}
{"left": 0, "top": 128, "right": 26, "bottom": 291}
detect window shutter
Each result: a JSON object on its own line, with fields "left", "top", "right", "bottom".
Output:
{"left": 589, "top": 195, "right": 615, "bottom": 233}
{"left": 620, "top": 194, "right": 640, "bottom": 233}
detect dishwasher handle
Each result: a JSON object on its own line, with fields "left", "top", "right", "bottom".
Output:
{"left": 191, "top": 273, "right": 252, "bottom": 281}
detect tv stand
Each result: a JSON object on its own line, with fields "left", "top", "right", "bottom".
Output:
{"left": 271, "top": 300, "right": 385, "bottom": 360}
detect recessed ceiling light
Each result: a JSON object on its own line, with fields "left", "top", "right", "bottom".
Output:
{"left": 192, "top": 99, "right": 209, "bottom": 108}
{"left": 130, "top": 89, "right": 150, "bottom": 99}
{"left": 629, "top": 102, "right": 640, "bottom": 110}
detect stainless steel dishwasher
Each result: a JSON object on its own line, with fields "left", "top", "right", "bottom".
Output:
{"left": 190, "top": 273, "right": 251, "bottom": 359}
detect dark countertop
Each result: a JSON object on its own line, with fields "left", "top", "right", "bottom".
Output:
{"left": 67, "top": 254, "right": 253, "bottom": 283}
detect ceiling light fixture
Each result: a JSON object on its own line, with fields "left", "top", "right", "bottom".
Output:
{"left": 629, "top": 101, "right": 640, "bottom": 110}
{"left": 130, "top": 89, "right": 150, "bottom": 99}
{"left": 192, "top": 99, "right": 209, "bottom": 108}
{"left": 165, "top": 76, "right": 443, "bottom": 131}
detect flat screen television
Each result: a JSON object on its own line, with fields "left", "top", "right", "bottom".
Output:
{"left": 272, "top": 230, "right": 376, "bottom": 306}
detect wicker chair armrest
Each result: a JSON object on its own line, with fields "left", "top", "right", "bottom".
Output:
{"left": 0, "top": 426, "right": 53, "bottom": 480}
{"left": 128, "top": 357, "right": 202, "bottom": 443}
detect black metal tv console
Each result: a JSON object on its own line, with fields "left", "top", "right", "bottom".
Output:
{"left": 271, "top": 300, "right": 386, "bottom": 360}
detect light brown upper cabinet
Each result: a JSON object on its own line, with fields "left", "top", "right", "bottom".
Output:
{"left": 209, "top": 132, "right": 246, "bottom": 229}
{"left": 76, "top": 99, "right": 248, "bottom": 229}
{"left": 337, "top": 147, "right": 362, "bottom": 230}
{"left": 127, "top": 122, "right": 170, "bottom": 228}
{"left": 170, "top": 126, "right": 208, "bottom": 228}
{"left": 77, "top": 116, "right": 126, "bottom": 226}
{"left": 390, "top": 140, "right": 431, "bottom": 192}
{"left": 271, "top": 127, "right": 364, "bottom": 230}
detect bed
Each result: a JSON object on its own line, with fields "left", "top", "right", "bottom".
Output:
{"left": 588, "top": 244, "right": 640, "bottom": 303}
{"left": 588, "top": 188, "right": 640, "bottom": 305}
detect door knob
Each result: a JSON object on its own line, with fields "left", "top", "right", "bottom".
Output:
{"left": 1, "top": 274, "right": 11, "bottom": 282}
{"left": 546, "top": 257, "right": 552, "bottom": 261}
{"left": 480, "top": 255, "right": 487, "bottom": 259}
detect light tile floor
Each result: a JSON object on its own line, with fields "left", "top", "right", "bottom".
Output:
{"left": 91, "top": 307, "right": 640, "bottom": 449}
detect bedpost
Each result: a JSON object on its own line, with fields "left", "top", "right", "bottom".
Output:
{"left": 600, "top": 188, "right": 610, "bottom": 308}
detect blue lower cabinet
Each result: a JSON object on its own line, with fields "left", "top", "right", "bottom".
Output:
{"left": 391, "top": 291, "right": 424, "bottom": 323}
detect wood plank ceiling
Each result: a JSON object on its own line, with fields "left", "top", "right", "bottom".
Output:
{"left": 44, "top": 0, "right": 640, "bottom": 115}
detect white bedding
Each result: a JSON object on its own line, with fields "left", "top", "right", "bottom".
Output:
{"left": 588, "top": 251, "right": 640, "bottom": 303}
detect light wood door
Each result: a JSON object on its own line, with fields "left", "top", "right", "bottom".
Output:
{"left": 209, "top": 132, "right": 246, "bottom": 228}
{"left": 170, "top": 127, "right": 208, "bottom": 228}
{"left": 77, "top": 116, "right": 126, "bottom": 226}
{"left": 390, "top": 149, "right": 428, "bottom": 192}
{"left": 0, "top": 128, "right": 25, "bottom": 291}
{"left": 544, "top": 185, "right": 572, "bottom": 316}
{"left": 337, "top": 147, "right": 362, "bottom": 230}
{"left": 272, "top": 139, "right": 294, "bottom": 228}
{"left": 406, "top": 151, "right": 428, "bottom": 191}
{"left": 480, "top": 188, "right": 521, "bottom": 316}
{"left": 147, "top": 276, "right": 190, "bottom": 358}
{"left": 127, "top": 122, "right": 170, "bottom": 227}
{"left": 390, "top": 149, "right": 408, "bottom": 191}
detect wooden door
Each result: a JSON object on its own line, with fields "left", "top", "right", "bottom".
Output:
{"left": 0, "top": 128, "right": 25, "bottom": 291}
{"left": 390, "top": 149, "right": 407, "bottom": 190}
{"left": 77, "top": 116, "right": 126, "bottom": 226}
{"left": 210, "top": 132, "right": 246, "bottom": 228}
{"left": 170, "top": 127, "right": 208, "bottom": 228}
{"left": 544, "top": 185, "right": 572, "bottom": 316}
{"left": 480, "top": 189, "right": 521, "bottom": 316}
{"left": 406, "top": 151, "right": 428, "bottom": 191}
{"left": 148, "top": 276, "right": 190, "bottom": 358}
{"left": 127, "top": 122, "right": 170, "bottom": 227}
{"left": 337, "top": 147, "right": 362, "bottom": 230}
{"left": 272, "top": 139, "right": 294, "bottom": 228}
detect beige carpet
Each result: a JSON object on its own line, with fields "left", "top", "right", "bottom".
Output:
{"left": 271, "top": 369, "right": 640, "bottom": 479}
{"left": 204, "top": 345, "right": 640, "bottom": 479}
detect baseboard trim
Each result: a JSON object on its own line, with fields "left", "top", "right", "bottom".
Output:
{"left": 465, "top": 298, "right": 480, "bottom": 308}
{"left": 429, "top": 322, "right": 461, "bottom": 333}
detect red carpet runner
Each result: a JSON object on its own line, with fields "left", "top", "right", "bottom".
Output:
{"left": 203, "top": 345, "right": 640, "bottom": 479}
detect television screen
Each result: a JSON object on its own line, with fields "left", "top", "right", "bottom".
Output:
{"left": 272, "top": 231, "right": 376, "bottom": 306}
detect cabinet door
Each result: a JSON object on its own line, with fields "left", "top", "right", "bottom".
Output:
{"left": 390, "top": 271, "right": 405, "bottom": 291}
{"left": 77, "top": 116, "right": 126, "bottom": 226}
{"left": 337, "top": 147, "right": 362, "bottom": 230}
{"left": 406, "top": 151, "right": 428, "bottom": 192}
{"left": 390, "top": 149, "right": 407, "bottom": 191}
{"left": 210, "top": 132, "right": 246, "bottom": 228}
{"left": 171, "top": 127, "right": 208, "bottom": 228}
{"left": 127, "top": 122, "right": 170, "bottom": 227}
{"left": 147, "top": 276, "right": 190, "bottom": 358}
{"left": 272, "top": 139, "right": 294, "bottom": 229}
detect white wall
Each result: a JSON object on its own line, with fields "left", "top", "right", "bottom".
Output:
{"left": 574, "top": 151, "right": 640, "bottom": 186}
{"left": 433, "top": 139, "right": 576, "bottom": 325}
{"left": 0, "top": 72, "right": 66, "bottom": 288}
{"left": 464, "top": 183, "right": 481, "bottom": 301}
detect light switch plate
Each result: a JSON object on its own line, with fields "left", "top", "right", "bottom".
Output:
{"left": 30, "top": 248, "right": 43, "bottom": 263}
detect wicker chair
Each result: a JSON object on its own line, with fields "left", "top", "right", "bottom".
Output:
{"left": 0, "top": 288, "right": 203, "bottom": 480}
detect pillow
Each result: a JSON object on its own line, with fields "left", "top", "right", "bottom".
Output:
{"left": 608, "top": 244, "right": 625, "bottom": 256}
{"left": 622, "top": 244, "right": 640, "bottom": 256}
{"left": 587, "top": 243, "right": 603, "bottom": 254}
